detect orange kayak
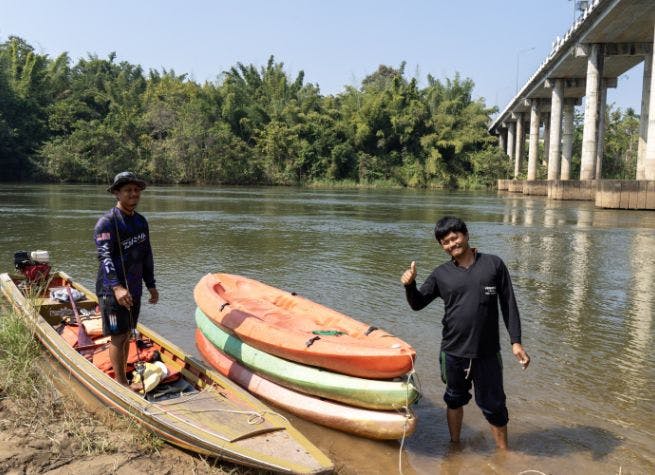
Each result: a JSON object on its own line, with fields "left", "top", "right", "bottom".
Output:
{"left": 193, "top": 273, "right": 416, "bottom": 379}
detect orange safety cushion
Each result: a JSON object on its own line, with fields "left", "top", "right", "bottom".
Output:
{"left": 93, "top": 341, "right": 160, "bottom": 378}
{"left": 59, "top": 325, "right": 80, "bottom": 347}
{"left": 82, "top": 318, "right": 103, "bottom": 337}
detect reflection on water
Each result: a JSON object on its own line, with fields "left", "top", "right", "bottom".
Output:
{"left": 1, "top": 185, "right": 653, "bottom": 474}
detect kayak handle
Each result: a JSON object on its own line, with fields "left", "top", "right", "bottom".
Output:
{"left": 305, "top": 336, "right": 321, "bottom": 347}
{"left": 364, "top": 326, "right": 378, "bottom": 336}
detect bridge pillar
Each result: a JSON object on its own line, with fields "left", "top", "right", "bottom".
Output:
{"left": 595, "top": 79, "right": 608, "bottom": 179}
{"left": 561, "top": 100, "right": 576, "bottom": 180}
{"left": 507, "top": 121, "right": 516, "bottom": 163}
{"left": 499, "top": 128, "right": 507, "bottom": 156}
{"left": 646, "top": 25, "right": 655, "bottom": 179}
{"left": 637, "top": 52, "right": 652, "bottom": 179}
{"left": 548, "top": 79, "right": 564, "bottom": 180}
{"left": 527, "top": 100, "right": 540, "bottom": 180}
{"left": 514, "top": 113, "right": 525, "bottom": 178}
{"left": 542, "top": 113, "right": 550, "bottom": 168}
{"left": 581, "top": 44, "right": 604, "bottom": 180}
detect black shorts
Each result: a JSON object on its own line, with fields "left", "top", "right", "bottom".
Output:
{"left": 99, "top": 292, "right": 141, "bottom": 336}
{"left": 440, "top": 351, "right": 509, "bottom": 427}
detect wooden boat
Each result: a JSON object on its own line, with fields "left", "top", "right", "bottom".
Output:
{"left": 196, "top": 308, "right": 419, "bottom": 410}
{"left": 0, "top": 271, "right": 333, "bottom": 474}
{"left": 193, "top": 273, "right": 416, "bottom": 379}
{"left": 196, "top": 329, "right": 417, "bottom": 440}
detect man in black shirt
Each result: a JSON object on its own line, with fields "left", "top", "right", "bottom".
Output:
{"left": 401, "top": 216, "right": 529, "bottom": 449}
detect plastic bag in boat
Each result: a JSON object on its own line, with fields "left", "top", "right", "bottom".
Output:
{"left": 50, "top": 287, "right": 84, "bottom": 302}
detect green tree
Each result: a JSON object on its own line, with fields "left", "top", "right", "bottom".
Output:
{"left": 0, "top": 36, "right": 53, "bottom": 180}
{"left": 602, "top": 105, "right": 639, "bottom": 179}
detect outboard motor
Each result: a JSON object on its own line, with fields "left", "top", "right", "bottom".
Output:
{"left": 14, "top": 250, "right": 51, "bottom": 282}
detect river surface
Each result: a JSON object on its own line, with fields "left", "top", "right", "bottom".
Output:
{"left": 1, "top": 184, "right": 653, "bottom": 474}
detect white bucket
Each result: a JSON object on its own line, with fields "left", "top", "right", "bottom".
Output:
{"left": 31, "top": 250, "right": 50, "bottom": 263}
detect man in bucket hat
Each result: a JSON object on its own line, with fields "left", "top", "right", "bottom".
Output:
{"left": 94, "top": 171, "right": 159, "bottom": 386}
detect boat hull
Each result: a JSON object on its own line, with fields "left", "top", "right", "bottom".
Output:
{"left": 0, "top": 271, "right": 332, "bottom": 474}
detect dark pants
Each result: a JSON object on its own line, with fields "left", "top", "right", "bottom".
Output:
{"left": 440, "top": 351, "right": 509, "bottom": 427}
{"left": 100, "top": 292, "right": 141, "bottom": 336}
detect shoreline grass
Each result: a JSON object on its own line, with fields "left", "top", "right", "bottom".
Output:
{"left": 0, "top": 302, "right": 263, "bottom": 473}
{"left": 0, "top": 303, "right": 162, "bottom": 455}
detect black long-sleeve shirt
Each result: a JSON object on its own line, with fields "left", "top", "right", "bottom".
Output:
{"left": 405, "top": 252, "right": 521, "bottom": 358}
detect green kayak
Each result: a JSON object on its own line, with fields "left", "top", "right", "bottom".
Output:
{"left": 195, "top": 307, "right": 419, "bottom": 410}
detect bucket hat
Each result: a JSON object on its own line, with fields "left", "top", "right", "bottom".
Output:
{"left": 107, "top": 171, "right": 147, "bottom": 193}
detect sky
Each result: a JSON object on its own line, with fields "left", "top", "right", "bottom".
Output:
{"left": 1, "top": 0, "right": 645, "bottom": 112}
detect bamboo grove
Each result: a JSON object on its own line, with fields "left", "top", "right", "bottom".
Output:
{"left": 0, "top": 36, "right": 640, "bottom": 188}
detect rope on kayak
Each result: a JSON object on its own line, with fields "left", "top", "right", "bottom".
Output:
{"left": 397, "top": 353, "right": 419, "bottom": 475}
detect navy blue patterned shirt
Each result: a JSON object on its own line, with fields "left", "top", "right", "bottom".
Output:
{"left": 94, "top": 207, "right": 155, "bottom": 298}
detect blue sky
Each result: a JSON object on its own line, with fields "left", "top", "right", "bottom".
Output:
{"left": 1, "top": 0, "right": 644, "bottom": 111}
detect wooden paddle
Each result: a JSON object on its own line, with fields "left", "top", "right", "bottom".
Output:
{"left": 65, "top": 283, "right": 96, "bottom": 352}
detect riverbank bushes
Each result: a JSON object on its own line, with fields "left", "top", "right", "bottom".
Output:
{"left": 1, "top": 36, "right": 505, "bottom": 189}
{"left": 0, "top": 36, "right": 640, "bottom": 188}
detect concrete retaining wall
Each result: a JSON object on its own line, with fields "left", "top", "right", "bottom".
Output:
{"left": 507, "top": 180, "right": 525, "bottom": 193}
{"left": 524, "top": 180, "right": 548, "bottom": 196}
{"left": 595, "top": 180, "right": 655, "bottom": 209}
{"left": 497, "top": 179, "right": 510, "bottom": 190}
{"left": 548, "top": 180, "right": 596, "bottom": 201}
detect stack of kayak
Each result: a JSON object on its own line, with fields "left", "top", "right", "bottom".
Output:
{"left": 194, "top": 273, "right": 419, "bottom": 440}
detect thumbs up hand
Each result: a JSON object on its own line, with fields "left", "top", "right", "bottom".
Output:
{"left": 400, "top": 261, "right": 417, "bottom": 286}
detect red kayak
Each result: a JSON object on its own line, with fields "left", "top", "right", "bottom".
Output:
{"left": 193, "top": 273, "right": 416, "bottom": 379}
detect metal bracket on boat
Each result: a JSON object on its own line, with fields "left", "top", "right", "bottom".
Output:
{"left": 305, "top": 336, "right": 321, "bottom": 347}
{"left": 364, "top": 326, "right": 378, "bottom": 336}
{"left": 220, "top": 303, "right": 230, "bottom": 312}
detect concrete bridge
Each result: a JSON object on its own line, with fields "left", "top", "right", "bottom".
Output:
{"left": 489, "top": 0, "right": 655, "bottom": 209}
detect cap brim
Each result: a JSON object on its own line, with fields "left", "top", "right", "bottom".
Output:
{"left": 107, "top": 179, "right": 147, "bottom": 193}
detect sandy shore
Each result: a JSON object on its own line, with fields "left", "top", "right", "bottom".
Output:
{"left": 0, "top": 375, "right": 264, "bottom": 475}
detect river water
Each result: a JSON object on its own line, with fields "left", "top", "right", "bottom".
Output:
{"left": 1, "top": 184, "right": 653, "bottom": 474}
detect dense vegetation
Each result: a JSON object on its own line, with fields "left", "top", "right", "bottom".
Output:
{"left": 0, "top": 36, "right": 640, "bottom": 189}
